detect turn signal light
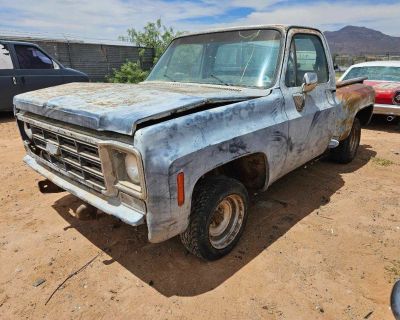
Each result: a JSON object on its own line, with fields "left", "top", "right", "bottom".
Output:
{"left": 177, "top": 172, "right": 185, "bottom": 206}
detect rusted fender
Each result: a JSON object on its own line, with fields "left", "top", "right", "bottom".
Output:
{"left": 335, "top": 83, "right": 375, "bottom": 140}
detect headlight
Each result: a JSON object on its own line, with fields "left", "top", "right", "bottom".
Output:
{"left": 125, "top": 154, "right": 140, "bottom": 185}
{"left": 98, "top": 141, "right": 145, "bottom": 199}
{"left": 23, "top": 122, "right": 33, "bottom": 140}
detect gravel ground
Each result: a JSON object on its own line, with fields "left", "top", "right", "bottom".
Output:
{"left": 0, "top": 113, "right": 399, "bottom": 319}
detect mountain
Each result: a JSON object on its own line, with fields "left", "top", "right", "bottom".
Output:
{"left": 324, "top": 26, "right": 400, "bottom": 55}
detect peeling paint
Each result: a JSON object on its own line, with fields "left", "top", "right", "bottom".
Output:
{"left": 16, "top": 25, "right": 375, "bottom": 244}
{"left": 14, "top": 82, "right": 268, "bottom": 135}
{"left": 336, "top": 83, "right": 375, "bottom": 140}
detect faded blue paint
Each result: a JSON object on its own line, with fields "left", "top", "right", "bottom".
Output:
{"left": 14, "top": 82, "right": 267, "bottom": 135}
{"left": 15, "top": 25, "right": 375, "bottom": 244}
{"left": 134, "top": 89, "right": 287, "bottom": 241}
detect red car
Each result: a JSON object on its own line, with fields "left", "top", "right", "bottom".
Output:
{"left": 340, "top": 61, "right": 400, "bottom": 121}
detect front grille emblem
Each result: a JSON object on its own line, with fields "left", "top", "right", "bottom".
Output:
{"left": 46, "top": 142, "right": 60, "bottom": 156}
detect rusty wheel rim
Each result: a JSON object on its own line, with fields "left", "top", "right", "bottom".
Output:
{"left": 209, "top": 194, "right": 244, "bottom": 249}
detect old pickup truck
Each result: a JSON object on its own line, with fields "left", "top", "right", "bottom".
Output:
{"left": 14, "top": 25, "right": 375, "bottom": 260}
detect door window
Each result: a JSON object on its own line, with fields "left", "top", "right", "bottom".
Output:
{"left": 15, "top": 45, "right": 54, "bottom": 69}
{"left": 0, "top": 44, "right": 14, "bottom": 69}
{"left": 285, "top": 34, "right": 329, "bottom": 87}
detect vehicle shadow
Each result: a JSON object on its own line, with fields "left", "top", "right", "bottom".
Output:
{"left": 364, "top": 115, "right": 400, "bottom": 133}
{"left": 52, "top": 144, "right": 376, "bottom": 297}
{"left": 0, "top": 112, "right": 14, "bottom": 124}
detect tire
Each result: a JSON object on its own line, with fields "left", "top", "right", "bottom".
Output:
{"left": 330, "top": 117, "right": 361, "bottom": 164}
{"left": 180, "top": 176, "right": 249, "bottom": 261}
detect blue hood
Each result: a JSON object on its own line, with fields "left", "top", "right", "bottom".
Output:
{"left": 14, "top": 81, "right": 267, "bottom": 135}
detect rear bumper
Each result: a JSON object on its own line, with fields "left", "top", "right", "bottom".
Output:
{"left": 373, "top": 104, "right": 400, "bottom": 116}
{"left": 24, "top": 154, "right": 145, "bottom": 226}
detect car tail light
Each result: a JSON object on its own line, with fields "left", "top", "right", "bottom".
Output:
{"left": 394, "top": 91, "right": 400, "bottom": 105}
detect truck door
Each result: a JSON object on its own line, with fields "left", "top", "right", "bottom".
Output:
{"left": 281, "top": 30, "right": 336, "bottom": 171}
{"left": 12, "top": 44, "right": 64, "bottom": 94}
{"left": 0, "top": 42, "right": 19, "bottom": 112}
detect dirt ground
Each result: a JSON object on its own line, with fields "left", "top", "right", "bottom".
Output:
{"left": 0, "top": 113, "right": 399, "bottom": 320}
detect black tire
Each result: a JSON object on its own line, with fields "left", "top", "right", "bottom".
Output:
{"left": 180, "top": 176, "right": 249, "bottom": 261}
{"left": 330, "top": 117, "right": 361, "bottom": 164}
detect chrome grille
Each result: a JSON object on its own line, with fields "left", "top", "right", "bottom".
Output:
{"left": 29, "top": 123, "right": 105, "bottom": 192}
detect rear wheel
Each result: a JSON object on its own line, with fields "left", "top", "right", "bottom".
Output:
{"left": 330, "top": 118, "right": 361, "bottom": 164}
{"left": 180, "top": 176, "right": 249, "bottom": 261}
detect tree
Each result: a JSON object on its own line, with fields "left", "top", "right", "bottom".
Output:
{"left": 108, "top": 19, "right": 182, "bottom": 84}
{"left": 119, "top": 18, "right": 182, "bottom": 63}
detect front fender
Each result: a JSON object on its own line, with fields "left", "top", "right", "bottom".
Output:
{"left": 135, "top": 89, "right": 289, "bottom": 242}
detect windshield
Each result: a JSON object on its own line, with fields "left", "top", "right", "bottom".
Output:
{"left": 343, "top": 66, "right": 400, "bottom": 82}
{"left": 147, "top": 29, "right": 282, "bottom": 88}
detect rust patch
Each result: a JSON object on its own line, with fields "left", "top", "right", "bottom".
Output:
{"left": 336, "top": 83, "right": 375, "bottom": 140}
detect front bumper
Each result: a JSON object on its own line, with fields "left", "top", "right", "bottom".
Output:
{"left": 24, "top": 154, "right": 145, "bottom": 226}
{"left": 373, "top": 104, "right": 400, "bottom": 116}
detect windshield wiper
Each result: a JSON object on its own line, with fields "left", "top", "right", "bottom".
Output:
{"left": 163, "top": 73, "right": 176, "bottom": 82}
{"left": 210, "top": 74, "right": 231, "bottom": 86}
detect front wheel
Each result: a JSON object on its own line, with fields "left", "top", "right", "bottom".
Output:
{"left": 330, "top": 117, "right": 361, "bottom": 164}
{"left": 180, "top": 176, "right": 249, "bottom": 261}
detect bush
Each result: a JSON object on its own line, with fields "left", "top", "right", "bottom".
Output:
{"left": 107, "top": 61, "right": 149, "bottom": 84}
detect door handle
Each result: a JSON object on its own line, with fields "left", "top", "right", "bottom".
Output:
{"left": 292, "top": 92, "right": 305, "bottom": 112}
{"left": 12, "top": 76, "right": 17, "bottom": 85}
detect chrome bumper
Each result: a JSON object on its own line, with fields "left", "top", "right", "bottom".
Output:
{"left": 374, "top": 104, "right": 400, "bottom": 116}
{"left": 24, "top": 155, "right": 145, "bottom": 226}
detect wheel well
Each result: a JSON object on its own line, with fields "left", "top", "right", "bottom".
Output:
{"left": 356, "top": 105, "right": 374, "bottom": 126}
{"left": 198, "top": 153, "right": 268, "bottom": 191}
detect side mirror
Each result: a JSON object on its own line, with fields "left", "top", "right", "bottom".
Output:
{"left": 302, "top": 72, "right": 318, "bottom": 93}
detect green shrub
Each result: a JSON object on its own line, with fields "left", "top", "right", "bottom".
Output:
{"left": 107, "top": 61, "right": 149, "bottom": 84}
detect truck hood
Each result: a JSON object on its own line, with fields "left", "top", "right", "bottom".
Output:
{"left": 14, "top": 81, "right": 268, "bottom": 135}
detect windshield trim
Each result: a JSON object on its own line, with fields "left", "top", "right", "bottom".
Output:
{"left": 141, "top": 80, "right": 271, "bottom": 95}
{"left": 146, "top": 27, "right": 285, "bottom": 90}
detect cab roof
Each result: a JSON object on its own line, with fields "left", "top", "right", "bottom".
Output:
{"left": 174, "top": 24, "right": 322, "bottom": 39}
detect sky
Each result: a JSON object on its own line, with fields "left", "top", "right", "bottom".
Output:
{"left": 0, "top": 0, "right": 399, "bottom": 42}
